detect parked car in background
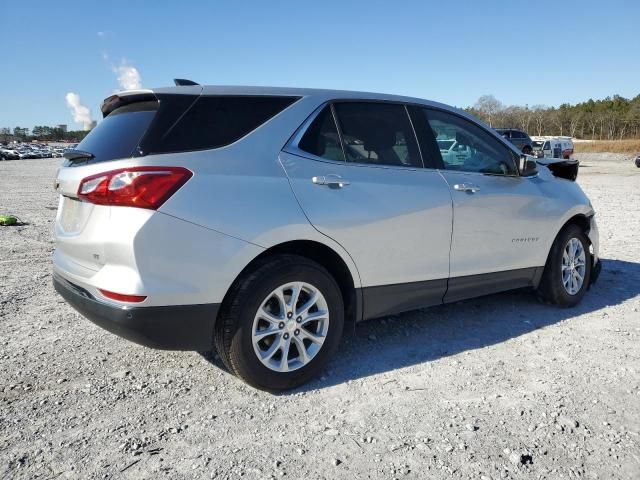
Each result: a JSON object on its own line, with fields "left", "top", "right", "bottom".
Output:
{"left": 532, "top": 137, "right": 574, "bottom": 159}
{"left": 495, "top": 128, "right": 533, "bottom": 154}
{"left": 0, "top": 148, "right": 20, "bottom": 160}
{"left": 53, "top": 83, "right": 600, "bottom": 391}
{"left": 0, "top": 143, "right": 60, "bottom": 160}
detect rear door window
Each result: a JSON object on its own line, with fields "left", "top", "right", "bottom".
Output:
{"left": 298, "top": 106, "right": 345, "bottom": 161}
{"left": 333, "top": 102, "right": 422, "bottom": 168}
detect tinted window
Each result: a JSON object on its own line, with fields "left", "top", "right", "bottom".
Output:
{"left": 71, "top": 101, "right": 158, "bottom": 164}
{"left": 149, "top": 96, "right": 299, "bottom": 153}
{"left": 333, "top": 102, "right": 422, "bottom": 168}
{"left": 425, "top": 109, "right": 517, "bottom": 175}
{"left": 298, "top": 106, "right": 345, "bottom": 161}
{"left": 407, "top": 106, "right": 441, "bottom": 168}
{"left": 437, "top": 140, "right": 455, "bottom": 150}
{"left": 512, "top": 131, "right": 525, "bottom": 139}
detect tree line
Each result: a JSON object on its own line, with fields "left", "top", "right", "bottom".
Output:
{"left": 1, "top": 126, "right": 90, "bottom": 143}
{"left": 466, "top": 94, "right": 640, "bottom": 139}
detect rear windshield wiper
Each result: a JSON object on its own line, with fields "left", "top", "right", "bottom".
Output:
{"left": 63, "top": 149, "right": 95, "bottom": 161}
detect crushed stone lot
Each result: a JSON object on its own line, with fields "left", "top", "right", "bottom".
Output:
{"left": 1, "top": 154, "right": 639, "bottom": 479}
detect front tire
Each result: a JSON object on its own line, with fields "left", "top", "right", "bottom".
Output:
{"left": 537, "top": 224, "right": 591, "bottom": 307}
{"left": 215, "top": 255, "right": 344, "bottom": 391}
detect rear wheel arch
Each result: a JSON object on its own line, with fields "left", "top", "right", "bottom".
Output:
{"left": 218, "top": 240, "right": 360, "bottom": 335}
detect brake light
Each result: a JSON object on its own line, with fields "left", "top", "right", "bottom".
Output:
{"left": 77, "top": 167, "right": 192, "bottom": 210}
{"left": 99, "top": 289, "right": 147, "bottom": 303}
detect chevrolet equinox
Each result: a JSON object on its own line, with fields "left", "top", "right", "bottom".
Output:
{"left": 53, "top": 81, "right": 601, "bottom": 390}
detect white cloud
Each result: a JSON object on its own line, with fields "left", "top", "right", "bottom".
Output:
{"left": 65, "top": 92, "right": 94, "bottom": 131}
{"left": 112, "top": 59, "right": 142, "bottom": 91}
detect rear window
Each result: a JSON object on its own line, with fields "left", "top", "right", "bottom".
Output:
{"left": 67, "top": 95, "right": 298, "bottom": 165}
{"left": 142, "top": 95, "right": 299, "bottom": 154}
{"left": 69, "top": 101, "right": 158, "bottom": 164}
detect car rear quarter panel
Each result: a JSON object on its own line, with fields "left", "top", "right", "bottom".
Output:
{"left": 151, "top": 95, "right": 362, "bottom": 291}
{"left": 54, "top": 94, "right": 361, "bottom": 307}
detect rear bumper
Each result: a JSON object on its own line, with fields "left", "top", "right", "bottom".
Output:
{"left": 53, "top": 273, "right": 219, "bottom": 351}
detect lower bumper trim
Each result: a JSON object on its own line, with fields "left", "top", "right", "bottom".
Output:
{"left": 53, "top": 274, "right": 219, "bottom": 351}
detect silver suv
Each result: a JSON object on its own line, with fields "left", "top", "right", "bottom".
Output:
{"left": 53, "top": 83, "right": 601, "bottom": 390}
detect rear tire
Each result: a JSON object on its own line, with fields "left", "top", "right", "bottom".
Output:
{"left": 214, "top": 255, "right": 344, "bottom": 391}
{"left": 537, "top": 224, "right": 591, "bottom": 307}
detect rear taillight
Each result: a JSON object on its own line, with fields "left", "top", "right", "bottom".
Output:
{"left": 77, "top": 167, "right": 192, "bottom": 210}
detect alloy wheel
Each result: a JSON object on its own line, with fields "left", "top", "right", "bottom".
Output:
{"left": 562, "top": 237, "right": 586, "bottom": 295}
{"left": 251, "top": 282, "right": 329, "bottom": 372}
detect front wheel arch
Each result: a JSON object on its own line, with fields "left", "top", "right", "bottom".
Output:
{"left": 535, "top": 214, "right": 593, "bottom": 290}
{"left": 537, "top": 222, "right": 592, "bottom": 306}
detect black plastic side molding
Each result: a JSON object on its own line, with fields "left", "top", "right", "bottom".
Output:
{"left": 357, "top": 268, "right": 542, "bottom": 321}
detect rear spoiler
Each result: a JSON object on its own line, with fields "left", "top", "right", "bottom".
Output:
{"left": 100, "top": 89, "right": 157, "bottom": 117}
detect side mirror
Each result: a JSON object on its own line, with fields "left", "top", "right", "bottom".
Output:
{"left": 519, "top": 154, "right": 538, "bottom": 176}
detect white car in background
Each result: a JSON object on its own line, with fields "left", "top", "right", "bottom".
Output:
{"left": 532, "top": 136, "right": 574, "bottom": 159}
{"left": 437, "top": 138, "right": 467, "bottom": 167}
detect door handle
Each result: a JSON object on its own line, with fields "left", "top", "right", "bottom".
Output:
{"left": 312, "top": 175, "right": 350, "bottom": 188}
{"left": 453, "top": 183, "right": 480, "bottom": 193}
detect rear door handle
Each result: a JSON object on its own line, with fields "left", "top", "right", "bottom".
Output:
{"left": 312, "top": 175, "right": 350, "bottom": 188}
{"left": 453, "top": 183, "right": 480, "bottom": 193}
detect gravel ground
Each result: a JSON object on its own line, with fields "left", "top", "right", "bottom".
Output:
{"left": 1, "top": 154, "right": 639, "bottom": 480}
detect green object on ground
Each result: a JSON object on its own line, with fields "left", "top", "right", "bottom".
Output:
{"left": 0, "top": 215, "right": 18, "bottom": 226}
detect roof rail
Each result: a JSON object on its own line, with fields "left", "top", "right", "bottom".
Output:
{"left": 174, "top": 78, "right": 199, "bottom": 86}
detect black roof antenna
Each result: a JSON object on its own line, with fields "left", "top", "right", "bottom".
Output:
{"left": 173, "top": 78, "right": 199, "bottom": 86}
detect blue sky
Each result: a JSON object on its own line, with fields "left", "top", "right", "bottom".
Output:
{"left": 2, "top": 0, "right": 639, "bottom": 130}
